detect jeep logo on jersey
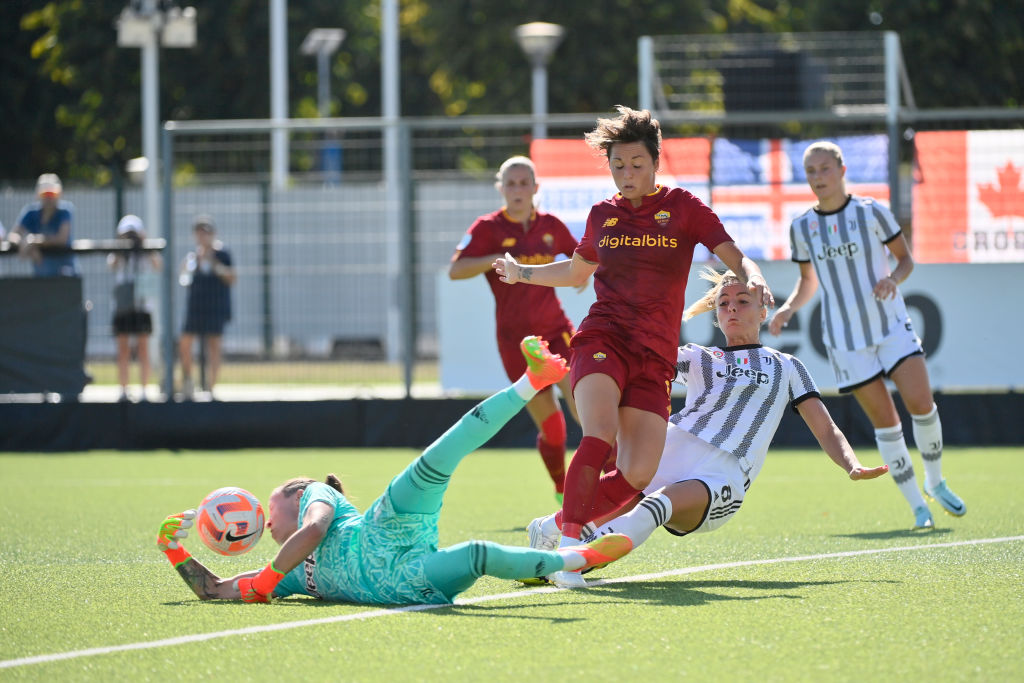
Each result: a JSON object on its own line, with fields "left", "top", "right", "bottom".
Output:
{"left": 716, "top": 365, "right": 770, "bottom": 384}
{"left": 815, "top": 241, "right": 859, "bottom": 260}
{"left": 654, "top": 210, "right": 671, "bottom": 225}
{"left": 593, "top": 352, "right": 607, "bottom": 361}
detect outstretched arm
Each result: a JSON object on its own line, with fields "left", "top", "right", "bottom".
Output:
{"left": 238, "top": 501, "right": 333, "bottom": 603}
{"left": 449, "top": 252, "right": 501, "bottom": 280}
{"left": 156, "top": 510, "right": 252, "bottom": 600}
{"left": 796, "top": 398, "right": 888, "bottom": 480}
{"left": 769, "top": 261, "right": 818, "bottom": 335}
{"left": 713, "top": 242, "right": 775, "bottom": 308}
{"left": 493, "top": 251, "right": 595, "bottom": 288}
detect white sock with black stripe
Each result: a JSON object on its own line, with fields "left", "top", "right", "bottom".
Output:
{"left": 875, "top": 423, "right": 928, "bottom": 509}
{"left": 590, "top": 491, "right": 673, "bottom": 549}
{"left": 911, "top": 404, "right": 944, "bottom": 490}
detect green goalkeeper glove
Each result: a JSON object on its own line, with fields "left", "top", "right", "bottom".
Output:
{"left": 157, "top": 510, "right": 196, "bottom": 568}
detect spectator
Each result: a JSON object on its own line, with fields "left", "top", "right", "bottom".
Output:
{"left": 178, "top": 215, "right": 235, "bottom": 400}
{"left": 108, "top": 215, "right": 163, "bottom": 402}
{"left": 9, "top": 173, "right": 79, "bottom": 277}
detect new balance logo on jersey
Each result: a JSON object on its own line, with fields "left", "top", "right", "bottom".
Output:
{"left": 815, "top": 242, "right": 860, "bottom": 260}
{"left": 597, "top": 234, "right": 678, "bottom": 249}
{"left": 602, "top": 218, "right": 619, "bottom": 227}
{"left": 716, "top": 365, "right": 769, "bottom": 384}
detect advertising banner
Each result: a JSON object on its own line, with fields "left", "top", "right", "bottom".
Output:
{"left": 531, "top": 134, "right": 889, "bottom": 262}
{"left": 438, "top": 262, "right": 1023, "bottom": 395}
{"left": 913, "top": 130, "right": 1024, "bottom": 263}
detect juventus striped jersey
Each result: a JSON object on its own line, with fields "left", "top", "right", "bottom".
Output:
{"left": 670, "top": 343, "right": 820, "bottom": 478}
{"left": 789, "top": 195, "right": 910, "bottom": 351}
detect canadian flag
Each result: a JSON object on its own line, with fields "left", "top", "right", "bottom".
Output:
{"left": 914, "top": 130, "right": 1024, "bottom": 263}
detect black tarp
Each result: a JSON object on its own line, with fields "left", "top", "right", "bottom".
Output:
{"left": 0, "top": 277, "right": 90, "bottom": 396}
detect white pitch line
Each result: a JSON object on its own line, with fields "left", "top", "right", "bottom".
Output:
{"left": 2, "top": 535, "right": 1021, "bottom": 670}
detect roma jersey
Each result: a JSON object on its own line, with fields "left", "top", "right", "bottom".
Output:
{"left": 789, "top": 195, "right": 909, "bottom": 351}
{"left": 454, "top": 209, "right": 577, "bottom": 341}
{"left": 575, "top": 186, "right": 732, "bottom": 361}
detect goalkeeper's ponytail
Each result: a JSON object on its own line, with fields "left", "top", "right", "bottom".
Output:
{"left": 325, "top": 473, "right": 344, "bottom": 494}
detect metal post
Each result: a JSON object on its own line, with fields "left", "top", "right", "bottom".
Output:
{"left": 260, "top": 182, "right": 273, "bottom": 357}
{"left": 638, "top": 36, "right": 654, "bottom": 112}
{"left": 398, "top": 122, "right": 415, "bottom": 397}
{"left": 142, "top": 10, "right": 161, "bottom": 241}
{"left": 160, "top": 126, "right": 175, "bottom": 400}
{"left": 317, "top": 50, "right": 330, "bottom": 117}
{"left": 270, "top": 0, "right": 288, "bottom": 189}
{"left": 884, "top": 31, "right": 902, "bottom": 221}
{"left": 382, "top": 0, "right": 402, "bottom": 363}
{"left": 531, "top": 64, "right": 547, "bottom": 140}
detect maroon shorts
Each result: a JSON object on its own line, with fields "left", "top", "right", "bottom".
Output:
{"left": 568, "top": 330, "right": 673, "bottom": 420}
{"left": 497, "top": 326, "right": 575, "bottom": 383}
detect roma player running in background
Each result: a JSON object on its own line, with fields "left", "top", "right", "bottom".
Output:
{"left": 769, "top": 141, "right": 965, "bottom": 529}
{"left": 156, "top": 337, "right": 632, "bottom": 605}
{"left": 450, "top": 156, "right": 584, "bottom": 502}
{"left": 494, "top": 106, "right": 773, "bottom": 587}
{"left": 531, "top": 268, "right": 888, "bottom": 578}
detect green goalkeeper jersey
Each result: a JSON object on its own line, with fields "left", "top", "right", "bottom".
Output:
{"left": 272, "top": 481, "right": 451, "bottom": 605}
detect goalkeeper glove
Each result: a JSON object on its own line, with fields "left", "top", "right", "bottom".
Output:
{"left": 157, "top": 510, "right": 196, "bottom": 568}
{"left": 239, "top": 561, "right": 286, "bottom": 603}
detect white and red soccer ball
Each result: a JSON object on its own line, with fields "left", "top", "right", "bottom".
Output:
{"left": 196, "top": 486, "right": 265, "bottom": 556}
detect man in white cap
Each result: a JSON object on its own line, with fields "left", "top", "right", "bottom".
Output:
{"left": 9, "top": 173, "right": 79, "bottom": 277}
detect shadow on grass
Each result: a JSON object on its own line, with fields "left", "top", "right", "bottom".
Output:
{"left": 580, "top": 577, "right": 862, "bottom": 607}
{"left": 833, "top": 527, "right": 954, "bottom": 541}
{"left": 429, "top": 602, "right": 587, "bottom": 622}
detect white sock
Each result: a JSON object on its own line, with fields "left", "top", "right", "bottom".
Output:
{"left": 875, "top": 424, "right": 927, "bottom": 509}
{"left": 557, "top": 548, "right": 586, "bottom": 571}
{"left": 512, "top": 374, "right": 537, "bottom": 401}
{"left": 557, "top": 534, "right": 581, "bottom": 548}
{"left": 591, "top": 491, "right": 673, "bottom": 549}
{"left": 911, "top": 404, "right": 944, "bottom": 490}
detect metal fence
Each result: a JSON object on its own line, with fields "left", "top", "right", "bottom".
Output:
{"left": 2, "top": 108, "right": 1021, "bottom": 401}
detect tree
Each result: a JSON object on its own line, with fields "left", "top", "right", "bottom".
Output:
{"left": 1, "top": 0, "right": 1019, "bottom": 185}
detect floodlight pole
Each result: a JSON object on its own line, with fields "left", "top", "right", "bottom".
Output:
{"left": 118, "top": 0, "right": 196, "bottom": 401}
{"left": 514, "top": 22, "right": 564, "bottom": 140}
{"left": 142, "top": 22, "right": 160, "bottom": 241}
{"left": 301, "top": 28, "right": 347, "bottom": 118}
{"left": 270, "top": 0, "right": 288, "bottom": 189}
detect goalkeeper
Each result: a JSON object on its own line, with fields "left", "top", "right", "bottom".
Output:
{"left": 156, "top": 336, "right": 631, "bottom": 605}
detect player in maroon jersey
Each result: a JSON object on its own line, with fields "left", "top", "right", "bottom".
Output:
{"left": 494, "top": 106, "right": 773, "bottom": 587}
{"left": 450, "top": 156, "right": 584, "bottom": 502}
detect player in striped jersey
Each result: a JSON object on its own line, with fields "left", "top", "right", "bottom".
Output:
{"left": 769, "top": 141, "right": 966, "bottom": 529}
{"left": 527, "top": 269, "right": 888, "bottom": 575}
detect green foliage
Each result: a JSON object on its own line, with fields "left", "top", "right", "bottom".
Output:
{"left": 1, "top": 0, "right": 1020, "bottom": 184}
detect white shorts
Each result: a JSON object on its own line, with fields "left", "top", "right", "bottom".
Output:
{"left": 827, "top": 319, "right": 924, "bottom": 393}
{"left": 645, "top": 425, "right": 750, "bottom": 536}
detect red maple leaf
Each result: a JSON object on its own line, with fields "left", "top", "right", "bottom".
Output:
{"left": 977, "top": 161, "right": 1024, "bottom": 218}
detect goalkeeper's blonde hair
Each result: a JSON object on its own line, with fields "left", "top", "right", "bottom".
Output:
{"left": 682, "top": 266, "right": 750, "bottom": 322}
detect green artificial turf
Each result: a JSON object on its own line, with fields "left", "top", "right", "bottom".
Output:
{"left": 1, "top": 447, "right": 1021, "bottom": 681}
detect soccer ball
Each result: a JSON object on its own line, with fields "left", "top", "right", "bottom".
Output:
{"left": 196, "top": 486, "right": 265, "bottom": 556}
